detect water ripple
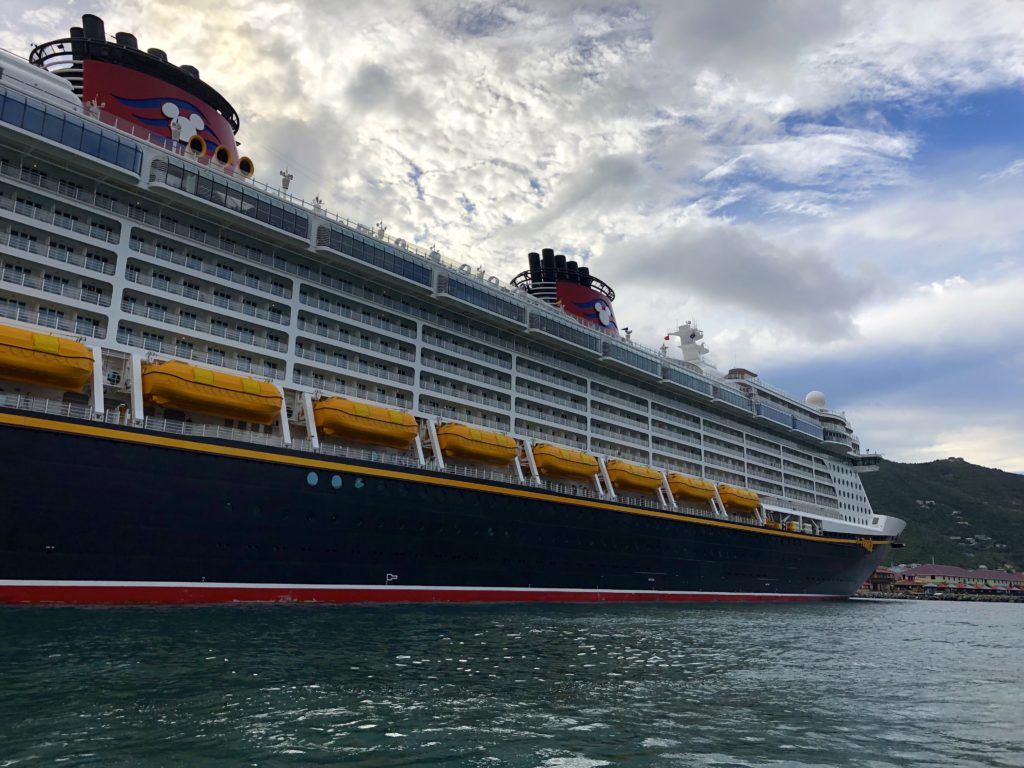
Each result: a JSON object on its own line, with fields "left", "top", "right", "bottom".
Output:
{"left": 0, "top": 601, "right": 1022, "bottom": 766}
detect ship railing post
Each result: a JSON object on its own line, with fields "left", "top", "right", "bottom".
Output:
{"left": 90, "top": 345, "right": 105, "bottom": 419}
{"left": 425, "top": 418, "right": 445, "bottom": 471}
{"left": 710, "top": 484, "right": 728, "bottom": 519}
{"left": 413, "top": 434, "right": 427, "bottom": 468}
{"left": 278, "top": 394, "right": 292, "bottom": 447}
{"left": 659, "top": 470, "right": 677, "bottom": 509}
{"left": 521, "top": 437, "right": 542, "bottom": 486}
{"left": 301, "top": 392, "right": 320, "bottom": 452}
{"left": 511, "top": 442, "right": 526, "bottom": 484}
{"left": 598, "top": 457, "right": 617, "bottom": 500}
{"left": 129, "top": 352, "right": 145, "bottom": 425}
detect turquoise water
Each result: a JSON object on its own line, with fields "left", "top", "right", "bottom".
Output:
{"left": 1, "top": 600, "right": 1022, "bottom": 767}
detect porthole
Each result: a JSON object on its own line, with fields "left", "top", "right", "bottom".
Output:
{"left": 307, "top": 471, "right": 319, "bottom": 487}
{"left": 331, "top": 475, "right": 343, "bottom": 489}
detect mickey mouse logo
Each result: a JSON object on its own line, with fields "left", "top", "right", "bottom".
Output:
{"left": 162, "top": 102, "right": 205, "bottom": 143}
{"left": 594, "top": 301, "right": 612, "bottom": 327}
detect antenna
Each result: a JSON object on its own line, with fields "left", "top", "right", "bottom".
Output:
{"left": 313, "top": 195, "right": 323, "bottom": 210}
{"left": 279, "top": 168, "right": 293, "bottom": 191}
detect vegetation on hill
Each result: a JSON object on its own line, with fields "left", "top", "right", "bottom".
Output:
{"left": 861, "top": 458, "right": 1024, "bottom": 570}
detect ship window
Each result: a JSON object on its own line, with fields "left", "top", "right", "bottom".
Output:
{"left": 79, "top": 127, "right": 101, "bottom": 156}
{"left": 61, "top": 120, "right": 83, "bottom": 147}
{"left": 1, "top": 95, "right": 24, "bottom": 124}
{"left": 22, "top": 102, "right": 44, "bottom": 133}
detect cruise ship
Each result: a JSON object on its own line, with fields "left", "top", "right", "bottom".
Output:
{"left": 0, "top": 15, "right": 904, "bottom": 604}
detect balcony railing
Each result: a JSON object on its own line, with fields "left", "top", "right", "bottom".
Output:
{"left": 295, "top": 319, "right": 415, "bottom": 362}
{"left": 126, "top": 269, "right": 289, "bottom": 325}
{"left": 120, "top": 301, "right": 288, "bottom": 353}
{"left": 0, "top": 193, "right": 120, "bottom": 244}
{"left": 295, "top": 347, "right": 414, "bottom": 385}
{"left": 298, "top": 294, "right": 416, "bottom": 338}
{"left": 0, "top": 266, "right": 111, "bottom": 307}
{"left": 421, "top": 356, "right": 512, "bottom": 390}
{"left": 2, "top": 230, "right": 115, "bottom": 275}
{"left": 0, "top": 301, "right": 105, "bottom": 338}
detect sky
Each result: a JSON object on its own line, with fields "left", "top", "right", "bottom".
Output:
{"left": 3, "top": 0, "right": 1023, "bottom": 471}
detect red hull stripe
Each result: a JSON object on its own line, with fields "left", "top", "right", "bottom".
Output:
{"left": 0, "top": 582, "right": 845, "bottom": 605}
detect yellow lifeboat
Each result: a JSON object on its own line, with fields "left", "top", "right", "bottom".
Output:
{"left": 606, "top": 459, "right": 663, "bottom": 493}
{"left": 717, "top": 484, "right": 760, "bottom": 515}
{"left": 436, "top": 423, "right": 518, "bottom": 465}
{"left": 313, "top": 397, "right": 417, "bottom": 448}
{"left": 0, "top": 323, "right": 93, "bottom": 391}
{"left": 142, "top": 360, "right": 282, "bottom": 424}
{"left": 532, "top": 443, "right": 599, "bottom": 481}
{"left": 667, "top": 473, "right": 716, "bottom": 503}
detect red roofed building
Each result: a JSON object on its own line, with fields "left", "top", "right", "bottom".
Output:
{"left": 895, "top": 565, "right": 1024, "bottom": 594}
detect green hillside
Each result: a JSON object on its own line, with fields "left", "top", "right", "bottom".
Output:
{"left": 861, "top": 458, "right": 1024, "bottom": 569}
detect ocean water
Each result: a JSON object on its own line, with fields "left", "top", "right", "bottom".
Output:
{"left": 1, "top": 600, "right": 1022, "bottom": 767}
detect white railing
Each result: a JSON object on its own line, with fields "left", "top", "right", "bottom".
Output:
{"left": 419, "top": 379, "right": 512, "bottom": 412}
{"left": 0, "top": 266, "right": 111, "bottom": 307}
{"left": 294, "top": 347, "right": 414, "bottom": 385}
{"left": 421, "top": 333, "right": 513, "bottom": 369}
{"left": 291, "top": 371, "right": 412, "bottom": 409}
{"left": 418, "top": 402, "right": 507, "bottom": 432}
{"left": 0, "top": 193, "right": 119, "bottom": 244}
{"left": 295, "top": 319, "right": 415, "bottom": 362}
{"left": 514, "top": 384, "right": 583, "bottom": 411}
{"left": 115, "top": 329, "right": 285, "bottom": 379}
{"left": 2, "top": 230, "right": 115, "bottom": 275}
{"left": 129, "top": 237, "right": 290, "bottom": 299}
{"left": 0, "top": 301, "right": 105, "bottom": 338}
{"left": 515, "top": 365, "right": 587, "bottom": 394}
{"left": 126, "top": 269, "right": 289, "bottom": 325}
{"left": 590, "top": 401, "right": 649, "bottom": 430}
{"left": 120, "top": 301, "right": 288, "bottom": 352}
{"left": 298, "top": 294, "right": 416, "bottom": 339}
{"left": 421, "top": 356, "right": 512, "bottom": 390}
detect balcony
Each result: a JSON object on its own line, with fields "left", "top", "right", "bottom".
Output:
{"left": 514, "top": 383, "right": 584, "bottom": 412}
{"left": 294, "top": 347, "right": 414, "bottom": 386}
{"left": 0, "top": 301, "right": 105, "bottom": 339}
{"left": 420, "top": 378, "right": 511, "bottom": 412}
{"left": 115, "top": 328, "right": 283, "bottom": 379}
{"left": 2, "top": 230, "right": 115, "bottom": 275}
{"left": 120, "top": 300, "right": 288, "bottom": 353}
{"left": 421, "top": 332, "right": 512, "bottom": 370}
{"left": 515, "top": 365, "right": 587, "bottom": 394}
{"left": 129, "top": 237, "right": 290, "bottom": 299}
{"left": 299, "top": 294, "right": 416, "bottom": 339}
{"left": 1, "top": 266, "right": 111, "bottom": 307}
{"left": 127, "top": 269, "right": 289, "bottom": 325}
{"left": 291, "top": 370, "right": 412, "bottom": 409}
{"left": 296, "top": 318, "right": 415, "bottom": 362}
{"left": 421, "top": 356, "right": 511, "bottom": 390}
{"left": 0, "top": 193, "right": 120, "bottom": 245}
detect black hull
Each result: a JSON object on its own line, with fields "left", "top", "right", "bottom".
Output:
{"left": 0, "top": 410, "right": 891, "bottom": 604}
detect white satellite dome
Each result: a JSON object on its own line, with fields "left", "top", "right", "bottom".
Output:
{"left": 804, "top": 390, "right": 827, "bottom": 409}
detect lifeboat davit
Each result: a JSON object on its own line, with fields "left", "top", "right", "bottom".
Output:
{"left": 0, "top": 323, "right": 92, "bottom": 391}
{"left": 717, "top": 484, "right": 760, "bottom": 515}
{"left": 667, "top": 473, "right": 716, "bottom": 503}
{"left": 313, "top": 397, "right": 418, "bottom": 448}
{"left": 437, "top": 423, "right": 518, "bottom": 465}
{"left": 532, "top": 443, "right": 599, "bottom": 480}
{"left": 142, "top": 360, "right": 282, "bottom": 424}
{"left": 606, "top": 459, "right": 662, "bottom": 493}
